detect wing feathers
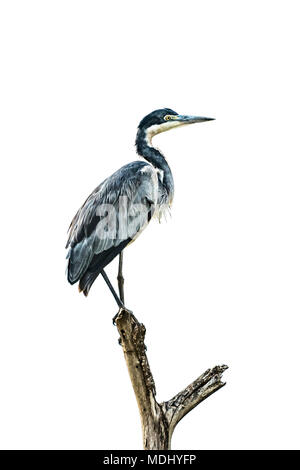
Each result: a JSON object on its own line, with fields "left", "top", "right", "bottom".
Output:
{"left": 66, "top": 161, "right": 158, "bottom": 291}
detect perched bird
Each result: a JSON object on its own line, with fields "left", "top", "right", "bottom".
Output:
{"left": 66, "top": 108, "right": 214, "bottom": 307}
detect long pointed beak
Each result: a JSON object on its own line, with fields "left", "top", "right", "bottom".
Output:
{"left": 176, "top": 115, "right": 215, "bottom": 124}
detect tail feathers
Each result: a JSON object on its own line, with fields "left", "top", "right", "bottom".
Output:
{"left": 78, "top": 271, "right": 100, "bottom": 296}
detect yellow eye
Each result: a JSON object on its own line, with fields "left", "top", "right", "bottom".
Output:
{"left": 164, "top": 115, "right": 172, "bottom": 121}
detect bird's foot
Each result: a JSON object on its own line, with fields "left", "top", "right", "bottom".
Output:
{"left": 112, "top": 306, "right": 135, "bottom": 325}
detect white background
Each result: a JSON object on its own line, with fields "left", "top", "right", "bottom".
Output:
{"left": 0, "top": 0, "right": 299, "bottom": 450}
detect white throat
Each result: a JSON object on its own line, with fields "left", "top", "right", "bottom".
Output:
{"left": 145, "top": 121, "right": 184, "bottom": 147}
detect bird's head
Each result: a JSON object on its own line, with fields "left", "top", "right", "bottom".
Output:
{"left": 137, "top": 108, "right": 214, "bottom": 145}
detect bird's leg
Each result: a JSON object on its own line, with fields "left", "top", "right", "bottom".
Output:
{"left": 116, "top": 252, "right": 138, "bottom": 324}
{"left": 100, "top": 269, "right": 124, "bottom": 311}
{"left": 117, "top": 251, "right": 125, "bottom": 304}
{"left": 101, "top": 256, "right": 135, "bottom": 325}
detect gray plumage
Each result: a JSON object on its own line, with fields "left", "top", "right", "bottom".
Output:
{"left": 66, "top": 108, "right": 213, "bottom": 298}
{"left": 66, "top": 161, "right": 168, "bottom": 295}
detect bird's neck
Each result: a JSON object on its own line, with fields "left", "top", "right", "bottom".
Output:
{"left": 135, "top": 128, "right": 174, "bottom": 195}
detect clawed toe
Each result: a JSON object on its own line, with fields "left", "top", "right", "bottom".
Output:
{"left": 112, "top": 306, "right": 136, "bottom": 325}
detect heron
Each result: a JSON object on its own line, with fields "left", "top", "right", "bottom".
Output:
{"left": 66, "top": 108, "right": 214, "bottom": 309}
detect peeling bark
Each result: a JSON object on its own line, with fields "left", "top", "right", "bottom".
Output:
{"left": 114, "top": 252, "right": 227, "bottom": 449}
{"left": 115, "top": 308, "right": 227, "bottom": 450}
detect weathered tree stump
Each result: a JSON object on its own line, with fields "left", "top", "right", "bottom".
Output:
{"left": 115, "top": 307, "right": 227, "bottom": 450}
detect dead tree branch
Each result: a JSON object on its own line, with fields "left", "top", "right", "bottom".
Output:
{"left": 114, "top": 253, "right": 227, "bottom": 449}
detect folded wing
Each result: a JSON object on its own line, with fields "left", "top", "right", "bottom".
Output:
{"left": 66, "top": 161, "right": 158, "bottom": 295}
